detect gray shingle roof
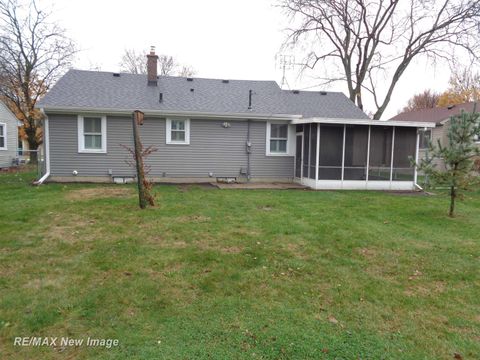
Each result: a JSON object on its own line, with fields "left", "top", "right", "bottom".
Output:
{"left": 38, "top": 69, "right": 369, "bottom": 119}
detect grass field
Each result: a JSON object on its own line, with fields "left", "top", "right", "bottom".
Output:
{"left": 0, "top": 171, "right": 479, "bottom": 359}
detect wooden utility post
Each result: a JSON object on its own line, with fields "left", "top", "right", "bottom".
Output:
{"left": 132, "top": 110, "right": 148, "bottom": 209}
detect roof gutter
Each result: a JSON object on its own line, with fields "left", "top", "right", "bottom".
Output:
{"left": 293, "top": 117, "right": 436, "bottom": 128}
{"left": 33, "top": 109, "right": 50, "bottom": 185}
{"left": 40, "top": 106, "right": 302, "bottom": 121}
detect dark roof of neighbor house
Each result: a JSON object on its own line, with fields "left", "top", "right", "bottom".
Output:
{"left": 390, "top": 102, "right": 478, "bottom": 125}
{"left": 37, "top": 69, "right": 369, "bottom": 119}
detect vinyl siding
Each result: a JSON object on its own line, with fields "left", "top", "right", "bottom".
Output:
{"left": 0, "top": 102, "right": 18, "bottom": 168}
{"left": 48, "top": 114, "right": 294, "bottom": 180}
{"left": 418, "top": 122, "right": 450, "bottom": 170}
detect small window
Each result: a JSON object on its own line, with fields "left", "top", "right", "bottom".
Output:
{"left": 78, "top": 115, "right": 107, "bottom": 153}
{"left": 419, "top": 129, "right": 431, "bottom": 149}
{"left": 166, "top": 118, "right": 190, "bottom": 145}
{"left": 0, "top": 123, "right": 6, "bottom": 150}
{"left": 268, "top": 123, "right": 288, "bottom": 154}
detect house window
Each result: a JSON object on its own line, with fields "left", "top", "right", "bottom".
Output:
{"left": 166, "top": 118, "right": 190, "bottom": 145}
{"left": 268, "top": 123, "right": 288, "bottom": 155}
{"left": 419, "top": 129, "right": 431, "bottom": 149}
{"left": 78, "top": 115, "right": 107, "bottom": 153}
{"left": 0, "top": 123, "right": 6, "bottom": 150}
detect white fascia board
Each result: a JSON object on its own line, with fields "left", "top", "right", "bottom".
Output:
{"left": 293, "top": 117, "right": 436, "bottom": 128}
{"left": 41, "top": 106, "right": 302, "bottom": 121}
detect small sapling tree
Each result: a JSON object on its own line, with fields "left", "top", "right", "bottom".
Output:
{"left": 417, "top": 108, "right": 480, "bottom": 217}
{"left": 121, "top": 110, "right": 157, "bottom": 209}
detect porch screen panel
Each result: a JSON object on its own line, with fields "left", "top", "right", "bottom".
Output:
{"left": 309, "top": 124, "right": 317, "bottom": 179}
{"left": 318, "top": 124, "right": 343, "bottom": 180}
{"left": 344, "top": 125, "right": 368, "bottom": 180}
{"left": 303, "top": 124, "right": 310, "bottom": 178}
{"left": 392, "top": 127, "right": 416, "bottom": 181}
{"left": 368, "top": 126, "right": 392, "bottom": 180}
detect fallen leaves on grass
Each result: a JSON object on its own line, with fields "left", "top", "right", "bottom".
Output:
{"left": 408, "top": 270, "right": 423, "bottom": 280}
{"left": 328, "top": 315, "right": 339, "bottom": 325}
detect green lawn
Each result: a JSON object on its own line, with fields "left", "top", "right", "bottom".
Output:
{"left": 0, "top": 171, "right": 479, "bottom": 359}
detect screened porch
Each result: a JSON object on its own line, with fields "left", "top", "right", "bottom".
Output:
{"left": 293, "top": 120, "right": 434, "bottom": 190}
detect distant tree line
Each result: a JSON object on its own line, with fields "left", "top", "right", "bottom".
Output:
{"left": 400, "top": 67, "right": 480, "bottom": 113}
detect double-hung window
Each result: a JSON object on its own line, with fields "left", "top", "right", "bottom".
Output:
{"left": 419, "top": 129, "right": 431, "bottom": 149}
{"left": 166, "top": 118, "right": 190, "bottom": 145}
{"left": 267, "top": 123, "right": 288, "bottom": 155}
{"left": 78, "top": 115, "right": 107, "bottom": 153}
{"left": 0, "top": 123, "right": 6, "bottom": 150}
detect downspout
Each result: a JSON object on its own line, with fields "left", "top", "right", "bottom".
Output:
{"left": 246, "top": 119, "right": 252, "bottom": 181}
{"left": 246, "top": 89, "right": 253, "bottom": 181}
{"left": 33, "top": 110, "right": 50, "bottom": 185}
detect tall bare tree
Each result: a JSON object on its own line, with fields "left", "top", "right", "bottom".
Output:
{"left": 119, "top": 48, "right": 196, "bottom": 77}
{"left": 400, "top": 89, "right": 440, "bottom": 113}
{"left": 0, "top": 0, "right": 76, "bottom": 162}
{"left": 282, "top": 0, "right": 480, "bottom": 119}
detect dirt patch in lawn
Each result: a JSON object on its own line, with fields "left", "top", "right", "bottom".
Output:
{"left": 357, "top": 247, "right": 378, "bottom": 258}
{"left": 176, "top": 215, "right": 211, "bottom": 223}
{"left": 24, "top": 276, "right": 65, "bottom": 290}
{"left": 65, "top": 187, "right": 135, "bottom": 201}
{"left": 404, "top": 281, "right": 446, "bottom": 297}
{"left": 194, "top": 241, "right": 243, "bottom": 254}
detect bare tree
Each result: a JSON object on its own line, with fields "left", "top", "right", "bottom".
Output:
{"left": 158, "top": 55, "right": 176, "bottom": 76}
{"left": 119, "top": 49, "right": 146, "bottom": 75}
{"left": 119, "top": 48, "right": 196, "bottom": 77}
{"left": 0, "top": 0, "right": 76, "bottom": 163}
{"left": 178, "top": 65, "right": 196, "bottom": 77}
{"left": 121, "top": 111, "right": 157, "bottom": 209}
{"left": 400, "top": 89, "right": 440, "bottom": 113}
{"left": 281, "top": 0, "right": 480, "bottom": 119}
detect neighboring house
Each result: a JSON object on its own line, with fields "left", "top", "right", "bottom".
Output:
{"left": 0, "top": 100, "right": 19, "bottom": 168}
{"left": 36, "top": 49, "right": 433, "bottom": 190}
{"left": 390, "top": 102, "right": 479, "bottom": 170}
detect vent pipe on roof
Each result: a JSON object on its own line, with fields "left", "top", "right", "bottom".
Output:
{"left": 147, "top": 46, "right": 158, "bottom": 86}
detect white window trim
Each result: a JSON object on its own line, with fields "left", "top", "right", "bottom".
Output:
{"left": 166, "top": 118, "right": 190, "bottom": 145}
{"left": 0, "top": 122, "right": 7, "bottom": 150}
{"left": 266, "top": 121, "right": 295, "bottom": 156}
{"left": 77, "top": 115, "right": 107, "bottom": 153}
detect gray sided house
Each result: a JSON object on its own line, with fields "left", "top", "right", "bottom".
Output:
{"left": 390, "top": 102, "right": 480, "bottom": 170}
{"left": 37, "top": 50, "right": 434, "bottom": 190}
{"left": 0, "top": 101, "right": 18, "bottom": 168}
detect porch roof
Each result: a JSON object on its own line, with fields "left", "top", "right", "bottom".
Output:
{"left": 293, "top": 117, "right": 435, "bottom": 128}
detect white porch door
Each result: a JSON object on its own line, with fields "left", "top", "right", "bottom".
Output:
{"left": 295, "top": 133, "right": 303, "bottom": 179}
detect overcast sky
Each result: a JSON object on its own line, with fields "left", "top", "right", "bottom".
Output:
{"left": 45, "top": 0, "right": 454, "bottom": 119}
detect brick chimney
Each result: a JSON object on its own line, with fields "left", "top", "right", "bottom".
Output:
{"left": 147, "top": 46, "right": 158, "bottom": 86}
